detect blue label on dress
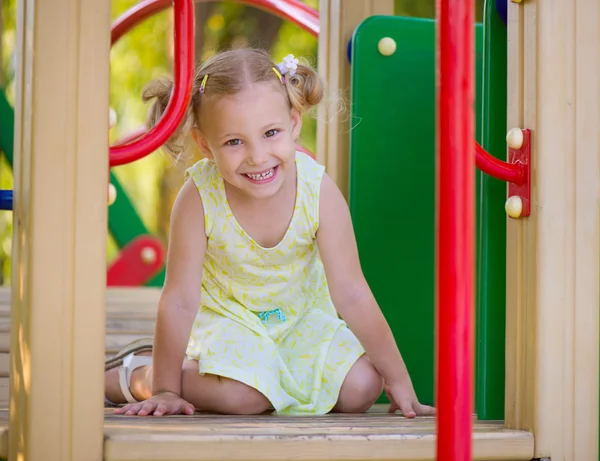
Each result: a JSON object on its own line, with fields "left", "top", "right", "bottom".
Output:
{"left": 257, "top": 308, "right": 287, "bottom": 324}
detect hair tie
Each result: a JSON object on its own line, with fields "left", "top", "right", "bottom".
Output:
{"left": 277, "top": 54, "right": 299, "bottom": 77}
{"left": 272, "top": 67, "right": 285, "bottom": 84}
{"left": 199, "top": 74, "right": 209, "bottom": 94}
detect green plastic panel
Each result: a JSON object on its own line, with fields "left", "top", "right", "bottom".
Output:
{"left": 0, "top": 91, "right": 14, "bottom": 164}
{"left": 476, "top": 0, "right": 507, "bottom": 421}
{"left": 108, "top": 171, "right": 166, "bottom": 286}
{"left": 348, "top": 16, "right": 484, "bottom": 408}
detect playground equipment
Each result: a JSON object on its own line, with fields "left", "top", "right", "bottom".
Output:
{"left": 0, "top": 82, "right": 166, "bottom": 287}
{"left": 2, "top": 0, "right": 599, "bottom": 461}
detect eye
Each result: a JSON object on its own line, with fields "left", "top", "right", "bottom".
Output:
{"left": 265, "top": 129, "right": 279, "bottom": 138}
{"left": 225, "top": 139, "right": 242, "bottom": 146}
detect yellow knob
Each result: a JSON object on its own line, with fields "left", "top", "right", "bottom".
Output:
{"left": 505, "top": 196, "right": 523, "bottom": 218}
{"left": 378, "top": 37, "right": 397, "bottom": 56}
{"left": 108, "top": 183, "right": 117, "bottom": 206}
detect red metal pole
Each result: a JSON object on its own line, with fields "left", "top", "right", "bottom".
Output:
{"left": 436, "top": 0, "right": 474, "bottom": 459}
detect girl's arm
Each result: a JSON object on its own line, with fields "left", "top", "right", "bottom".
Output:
{"left": 152, "top": 178, "right": 207, "bottom": 397}
{"left": 316, "top": 173, "right": 433, "bottom": 417}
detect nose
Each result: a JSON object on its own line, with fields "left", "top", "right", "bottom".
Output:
{"left": 247, "top": 146, "right": 269, "bottom": 166}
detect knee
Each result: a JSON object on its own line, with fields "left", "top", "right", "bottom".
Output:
{"left": 337, "top": 359, "right": 384, "bottom": 413}
{"left": 350, "top": 369, "right": 384, "bottom": 413}
{"left": 222, "top": 378, "right": 272, "bottom": 415}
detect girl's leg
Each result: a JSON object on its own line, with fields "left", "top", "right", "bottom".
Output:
{"left": 105, "top": 352, "right": 272, "bottom": 415}
{"left": 332, "top": 355, "right": 384, "bottom": 413}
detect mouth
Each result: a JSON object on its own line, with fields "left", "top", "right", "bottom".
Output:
{"left": 242, "top": 165, "right": 279, "bottom": 184}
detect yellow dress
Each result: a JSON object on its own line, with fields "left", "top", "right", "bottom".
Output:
{"left": 185, "top": 151, "right": 365, "bottom": 415}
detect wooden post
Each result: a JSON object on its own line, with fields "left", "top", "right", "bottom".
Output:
{"left": 505, "top": 0, "right": 599, "bottom": 459}
{"left": 316, "top": 0, "right": 394, "bottom": 198}
{"left": 10, "top": 0, "right": 110, "bottom": 460}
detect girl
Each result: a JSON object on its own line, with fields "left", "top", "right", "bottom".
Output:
{"left": 104, "top": 49, "right": 435, "bottom": 418}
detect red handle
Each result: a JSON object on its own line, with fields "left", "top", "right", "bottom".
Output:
{"left": 475, "top": 141, "right": 525, "bottom": 184}
{"left": 109, "top": 0, "right": 195, "bottom": 167}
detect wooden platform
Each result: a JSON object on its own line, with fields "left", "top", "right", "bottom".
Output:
{"left": 0, "top": 287, "right": 535, "bottom": 460}
{"left": 0, "top": 406, "right": 533, "bottom": 461}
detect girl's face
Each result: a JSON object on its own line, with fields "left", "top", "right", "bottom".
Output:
{"left": 195, "top": 82, "right": 302, "bottom": 200}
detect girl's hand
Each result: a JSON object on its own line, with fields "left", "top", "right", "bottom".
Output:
{"left": 114, "top": 391, "right": 195, "bottom": 417}
{"left": 385, "top": 381, "right": 436, "bottom": 418}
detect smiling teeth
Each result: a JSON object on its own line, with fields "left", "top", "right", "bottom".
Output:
{"left": 246, "top": 168, "right": 274, "bottom": 180}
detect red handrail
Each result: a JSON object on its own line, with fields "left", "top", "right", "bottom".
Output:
{"left": 475, "top": 141, "right": 524, "bottom": 184}
{"left": 112, "top": 127, "right": 146, "bottom": 147}
{"left": 436, "top": 0, "right": 474, "bottom": 460}
{"left": 111, "top": 0, "right": 318, "bottom": 46}
{"left": 109, "top": 0, "right": 194, "bottom": 167}
{"left": 109, "top": 0, "right": 318, "bottom": 166}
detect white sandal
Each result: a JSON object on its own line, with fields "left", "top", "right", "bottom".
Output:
{"left": 105, "top": 338, "right": 153, "bottom": 406}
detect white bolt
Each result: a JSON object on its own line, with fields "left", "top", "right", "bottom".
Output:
{"left": 505, "top": 196, "right": 523, "bottom": 218}
{"left": 506, "top": 128, "right": 524, "bottom": 150}
{"left": 109, "top": 108, "right": 117, "bottom": 129}
{"left": 141, "top": 247, "right": 157, "bottom": 265}
{"left": 378, "top": 37, "right": 397, "bottom": 56}
{"left": 107, "top": 183, "right": 117, "bottom": 206}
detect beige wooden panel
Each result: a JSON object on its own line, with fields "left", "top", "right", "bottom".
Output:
{"left": 10, "top": 0, "right": 110, "bottom": 460}
{"left": 505, "top": 0, "right": 599, "bottom": 459}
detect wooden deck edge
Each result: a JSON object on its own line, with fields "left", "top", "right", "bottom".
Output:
{"left": 0, "top": 414, "right": 534, "bottom": 461}
{"left": 103, "top": 431, "right": 534, "bottom": 461}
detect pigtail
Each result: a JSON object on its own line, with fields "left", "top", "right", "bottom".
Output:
{"left": 284, "top": 64, "right": 324, "bottom": 113}
{"left": 141, "top": 78, "right": 195, "bottom": 159}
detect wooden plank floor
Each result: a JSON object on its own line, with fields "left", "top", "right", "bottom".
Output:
{"left": 0, "top": 405, "right": 533, "bottom": 461}
{"left": 0, "top": 286, "right": 161, "bottom": 356}
{"left": 0, "top": 287, "right": 535, "bottom": 460}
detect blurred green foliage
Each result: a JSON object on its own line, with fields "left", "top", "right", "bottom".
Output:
{"left": 0, "top": 0, "right": 482, "bottom": 284}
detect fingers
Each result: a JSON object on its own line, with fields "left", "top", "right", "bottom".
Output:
{"left": 385, "top": 389, "right": 397, "bottom": 414}
{"left": 183, "top": 402, "right": 195, "bottom": 415}
{"left": 152, "top": 403, "right": 168, "bottom": 416}
{"left": 398, "top": 400, "right": 417, "bottom": 419}
{"left": 113, "top": 405, "right": 128, "bottom": 415}
{"left": 113, "top": 398, "right": 195, "bottom": 416}
{"left": 416, "top": 403, "right": 437, "bottom": 416}
{"left": 140, "top": 402, "right": 162, "bottom": 416}
{"left": 123, "top": 403, "right": 146, "bottom": 416}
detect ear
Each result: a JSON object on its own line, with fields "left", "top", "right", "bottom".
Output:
{"left": 290, "top": 108, "right": 303, "bottom": 141}
{"left": 192, "top": 128, "right": 213, "bottom": 160}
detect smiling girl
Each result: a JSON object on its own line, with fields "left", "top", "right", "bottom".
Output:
{"left": 104, "top": 49, "right": 434, "bottom": 418}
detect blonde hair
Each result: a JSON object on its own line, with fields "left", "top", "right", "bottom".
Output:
{"left": 142, "top": 48, "right": 324, "bottom": 159}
